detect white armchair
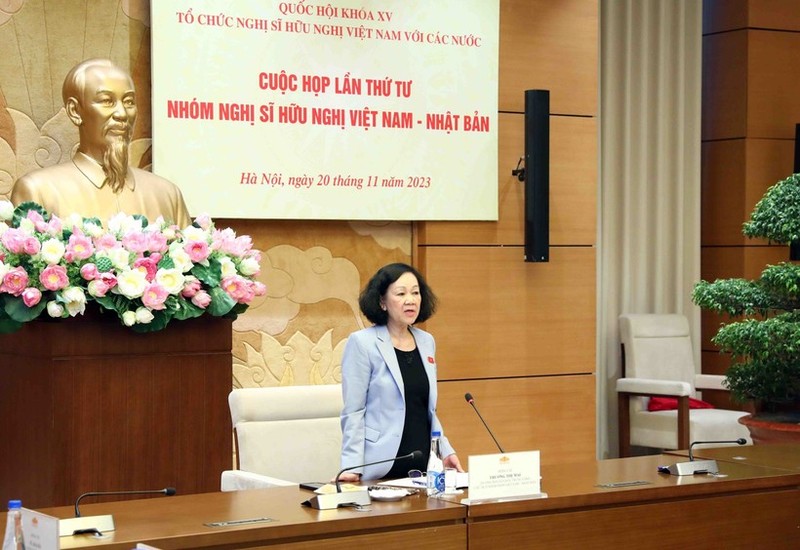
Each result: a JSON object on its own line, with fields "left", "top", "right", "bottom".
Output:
{"left": 221, "top": 384, "right": 344, "bottom": 491}
{"left": 617, "top": 313, "right": 751, "bottom": 456}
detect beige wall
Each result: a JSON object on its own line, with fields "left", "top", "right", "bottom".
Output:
{"left": 0, "top": 0, "right": 598, "bottom": 465}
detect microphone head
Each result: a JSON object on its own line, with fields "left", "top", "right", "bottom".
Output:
{"left": 164, "top": 487, "right": 177, "bottom": 496}
{"left": 410, "top": 450, "right": 423, "bottom": 461}
{"left": 736, "top": 438, "right": 746, "bottom": 445}
{"left": 464, "top": 392, "right": 473, "bottom": 403}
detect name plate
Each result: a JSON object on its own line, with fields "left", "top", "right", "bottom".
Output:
{"left": 467, "top": 451, "right": 544, "bottom": 503}
{"left": 21, "top": 508, "right": 59, "bottom": 549}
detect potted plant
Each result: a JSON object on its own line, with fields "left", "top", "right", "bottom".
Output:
{"left": 692, "top": 173, "right": 800, "bottom": 443}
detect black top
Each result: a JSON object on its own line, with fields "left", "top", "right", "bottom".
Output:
{"left": 385, "top": 347, "right": 431, "bottom": 478}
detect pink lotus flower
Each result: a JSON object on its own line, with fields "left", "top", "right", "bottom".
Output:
{"left": 147, "top": 231, "right": 169, "bottom": 253}
{"left": 98, "top": 271, "right": 118, "bottom": 289}
{"left": 122, "top": 231, "right": 149, "bottom": 254}
{"left": 40, "top": 264, "right": 69, "bottom": 291}
{"left": 211, "top": 229, "right": 253, "bottom": 257}
{"left": 65, "top": 233, "right": 94, "bottom": 262}
{"left": 45, "top": 216, "right": 63, "bottom": 236}
{"left": 181, "top": 278, "right": 202, "bottom": 298}
{"left": 26, "top": 210, "right": 47, "bottom": 232}
{"left": 141, "top": 282, "right": 168, "bottom": 310}
{"left": 21, "top": 287, "right": 42, "bottom": 307}
{"left": 87, "top": 279, "right": 111, "bottom": 297}
{"left": 94, "top": 233, "right": 120, "bottom": 251}
{"left": 210, "top": 228, "right": 235, "bottom": 251}
{"left": 133, "top": 255, "right": 161, "bottom": 282}
{"left": 252, "top": 281, "right": 267, "bottom": 296}
{"left": 221, "top": 275, "right": 255, "bottom": 304}
{"left": 80, "top": 263, "right": 100, "bottom": 281}
{"left": 194, "top": 213, "right": 212, "bottom": 230}
{"left": 191, "top": 290, "right": 211, "bottom": 309}
{"left": 1, "top": 267, "right": 29, "bottom": 296}
{"left": 184, "top": 240, "right": 210, "bottom": 263}
{"left": 1, "top": 228, "right": 28, "bottom": 254}
{"left": 22, "top": 236, "right": 41, "bottom": 255}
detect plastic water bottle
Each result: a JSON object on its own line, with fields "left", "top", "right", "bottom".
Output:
{"left": 2, "top": 500, "right": 25, "bottom": 550}
{"left": 426, "top": 431, "right": 445, "bottom": 497}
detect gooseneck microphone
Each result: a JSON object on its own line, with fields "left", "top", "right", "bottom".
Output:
{"left": 335, "top": 450, "right": 422, "bottom": 493}
{"left": 60, "top": 487, "right": 177, "bottom": 537}
{"left": 75, "top": 487, "right": 177, "bottom": 517}
{"left": 464, "top": 392, "right": 505, "bottom": 453}
{"left": 661, "top": 438, "right": 747, "bottom": 476}
{"left": 688, "top": 438, "right": 747, "bottom": 461}
{"left": 303, "top": 451, "right": 423, "bottom": 510}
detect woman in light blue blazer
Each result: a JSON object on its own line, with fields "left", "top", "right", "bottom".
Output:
{"left": 339, "top": 263, "right": 462, "bottom": 481}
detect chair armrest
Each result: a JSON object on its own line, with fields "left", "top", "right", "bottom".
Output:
{"left": 694, "top": 374, "right": 727, "bottom": 391}
{"left": 616, "top": 378, "right": 692, "bottom": 396}
{"left": 220, "top": 470, "right": 298, "bottom": 492}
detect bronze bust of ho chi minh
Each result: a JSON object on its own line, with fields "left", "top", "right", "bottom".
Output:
{"left": 11, "top": 58, "right": 191, "bottom": 227}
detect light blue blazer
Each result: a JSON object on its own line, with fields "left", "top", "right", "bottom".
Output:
{"left": 340, "top": 324, "right": 455, "bottom": 480}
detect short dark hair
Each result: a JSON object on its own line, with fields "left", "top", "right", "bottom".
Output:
{"left": 359, "top": 263, "right": 438, "bottom": 325}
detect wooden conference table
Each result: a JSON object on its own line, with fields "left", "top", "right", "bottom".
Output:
{"left": 456, "top": 450, "right": 800, "bottom": 549}
{"left": 667, "top": 441, "right": 800, "bottom": 472}
{"left": 19, "top": 449, "right": 800, "bottom": 549}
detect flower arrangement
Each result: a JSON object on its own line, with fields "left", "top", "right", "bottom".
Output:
{"left": 0, "top": 200, "right": 265, "bottom": 333}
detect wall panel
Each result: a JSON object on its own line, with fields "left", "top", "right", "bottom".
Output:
{"left": 704, "top": 30, "right": 800, "bottom": 142}
{"left": 702, "top": 30, "right": 748, "bottom": 141}
{"left": 437, "top": 375, "right": 596, "bottom": 465}
{"left": 705, "top": 0, "right": 800, "bottom": 35}
{"left": 702, "top": 0, "right": 749, "bottom": 33}
{"left": 702, "top": 138, "right": 795, "bottom": 246}
{"left": 748, "top": 31, "right": 800, "bottom": 139}
{"left": 499, "top": 0, "right": 598, "bottom": 116}
{"left": 422, "top": 247, "right": 595, "bottom": 380}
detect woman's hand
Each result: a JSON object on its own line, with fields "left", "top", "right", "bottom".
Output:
{"left": 443, "top": 453, "right": 464, "bottom": 472}
{"left": 334, "top": 472, "right": 362, "bottom": 483}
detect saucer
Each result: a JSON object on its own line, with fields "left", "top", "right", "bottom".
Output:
{"left": 368, "top": 487, "right": 412, "bottom": 502}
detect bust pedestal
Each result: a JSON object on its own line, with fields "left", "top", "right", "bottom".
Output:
{"left": 0, "top": 311, "right": 232, "bottom": 507}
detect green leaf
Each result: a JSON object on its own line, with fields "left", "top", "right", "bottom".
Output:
{"left": 208, "top": 287, "right": 235, "bottom": 316}
{"left": 192, "top": 257, "right": 223, "bottom": 287}
{"left": 12, "top": 201, "right": 49, "bottom": 226}
{"left": 131, "top": 213, "right": 150, "bottom": 227}
{"left": 158, "top": 255, "right": 175, "bottom": 270}
{"left": 93, "top": 294, "right": 128, "bottom": 315}
{"left": 172, "top": 299, "right": 205, "bottom": 321}
{"left": 743, "top": 173, "right": 800, "bottom": 243}
{"left": 2, "top": 295, "right": 47, "bottom": 323}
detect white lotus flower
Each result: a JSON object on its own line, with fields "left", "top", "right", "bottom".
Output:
{"left": 155, "top": 268, "right": 185, "bottom": 294}
{"left": 116, "top": 269, "right": 148, "bottom": 298}
{"left": 40, "top": 238, "right": 66, "bottom": 265}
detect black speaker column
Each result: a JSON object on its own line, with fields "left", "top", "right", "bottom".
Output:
{"left": 794, "top": 123, "right": 800, "bottom": 174}
{"left": 524, "top": 90, "right": 550, "bottom": 262}
{"left": 791, "top": 123, "right": 800, "bottom": 261}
